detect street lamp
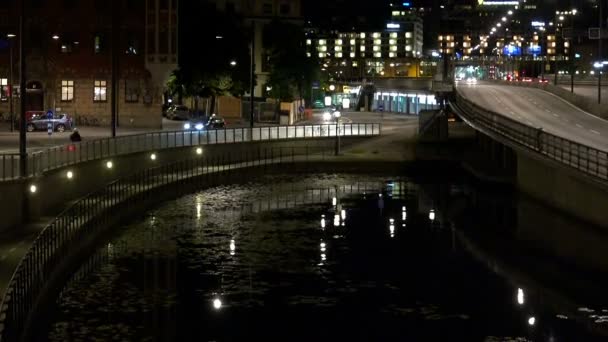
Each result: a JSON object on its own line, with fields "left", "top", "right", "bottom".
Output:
{"left": 333, "top": 110, "right": 341, "bottom": 156}
{"left": 6, "top": 33, "right": 15, "bottom": 132}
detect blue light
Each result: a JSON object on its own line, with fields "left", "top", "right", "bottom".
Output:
{"left": 403, "top": 2, "right": 411, "bottom": 6}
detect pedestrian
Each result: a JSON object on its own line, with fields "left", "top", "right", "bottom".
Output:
{"left": 70, "top": 128, "right": 82, "bottom": 142}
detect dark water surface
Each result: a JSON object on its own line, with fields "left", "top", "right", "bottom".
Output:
{"left": 41, "top": 174, "right": 608, "bottom": 341}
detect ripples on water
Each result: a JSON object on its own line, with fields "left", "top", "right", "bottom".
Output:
{"left": 42, "top": 174, "right": 608, "bottom": 341}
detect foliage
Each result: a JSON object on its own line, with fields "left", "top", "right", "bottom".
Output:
{"left": 172, "top": 3, "right": 253, "bottom": 106}
{"left": 263, "top": 20, "right": 320, "bottom": 102}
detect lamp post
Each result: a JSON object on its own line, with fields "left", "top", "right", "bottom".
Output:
{"left": 18, "top": 0, "right": 26, "bottom": 178}
{"left": 599, "top": 0, "right": 603, "bottom": 104}
{"left": 333, "top": 110, "right": 341, "bottom": 156}
{"left": 7, "top": 33, "right": 15, "bottom": 132}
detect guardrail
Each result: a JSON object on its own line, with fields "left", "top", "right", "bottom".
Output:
{"left": 0, "top": 145, "right": 348, "bottom": 342}
{"left": 452, "top": 92, "right": 608, "bottom": 181}
{"left": 0, "top": 123, "right": 381, "bottom": 181}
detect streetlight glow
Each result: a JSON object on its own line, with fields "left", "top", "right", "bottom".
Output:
{"left": 66, "top": 171, "right": 74, "bottom": 179}
{"left": 6, "top": 33, "right": 16, "bottom": 38}
{"left": 52, "top": 34, "right": 60, "bottom": 40}
{"left": 196, "top": 147, "right": 203, "bottom": 155}
{"left": 150, "top": 153, "right": 157, "bottom": 161}
{"left": 230, "top": 60, "right": 237, "bottom": 66}
{"left": 106, "top": 161, "right": 113, "bottom": 169}
{"left": 213, "top": 298, "right": 222, "bottom": 310}
{"left": 29, "top": 184, "right": 37, "bottom": 193}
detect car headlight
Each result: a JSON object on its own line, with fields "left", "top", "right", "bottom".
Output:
{"left": 323, "top": 112, "right": 331, "bottom": 121}
{"left": 195, "top": 123, "right": 204, "bottom": 130}
{"left": 183, "top": 123, "right": 191, "bottom": 130}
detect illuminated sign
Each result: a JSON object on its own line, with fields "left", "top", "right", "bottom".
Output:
{"left": 531, "top": 21, "right": 545, "bottom": 27}
{"left": 403, "top": 2, "right": 411, "bottom": 6}
{"left": 478, "top": 0, "right": 519, "bottom": 5}
{"left": 526, "top": 45, "right": 542, "bottom": 55}
{"left": 503, "top": 45, "right": 521, "bottom": 56}
{"left": 387, "top": 23, "right": 401, "bottom": 29}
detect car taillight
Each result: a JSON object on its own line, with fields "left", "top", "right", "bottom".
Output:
{"left": 68, "top": 144, "right": 76, "bottom": 152}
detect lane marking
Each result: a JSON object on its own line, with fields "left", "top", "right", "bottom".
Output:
{"left": 576, "top": 123, "right": 584, "bottom": 129}
{"left": 545, "top": 109, "right": 552, "bottom": 113}
{"left": 591, "top": 130, "right": 601, "bottom": 135}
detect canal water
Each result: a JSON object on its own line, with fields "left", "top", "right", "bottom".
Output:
{"left": 40, "top": 173, "right": 608, "bottom": 341}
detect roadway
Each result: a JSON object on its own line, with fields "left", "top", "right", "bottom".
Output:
{"left": 456, "top": 82, "right": 608, "bottom": 152}
{"left": 0, "top": 112, "right": 413, "bottom": 153}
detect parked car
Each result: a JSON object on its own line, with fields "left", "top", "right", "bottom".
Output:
{"left": 27, "top": 113, "right": 73, "bottom": 132}
{"left": 167, "top": 105, "right": 191, "bottom": 120}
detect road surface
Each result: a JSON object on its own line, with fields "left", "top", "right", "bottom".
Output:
{"left": 559, "top": 85, "right": 608, "bottom": 104}
{"left": 457, "top": 82, "right": 608, "bottom": 151}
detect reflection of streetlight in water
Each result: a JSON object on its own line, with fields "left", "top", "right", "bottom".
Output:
{"left": 213, "top": 297, "right": 222, "bottom": 310}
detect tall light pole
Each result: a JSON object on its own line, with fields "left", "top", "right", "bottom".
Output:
{"left": 18, "top": 0, "right": 27, "bottom": 178}
{"left": 599, "top": 0, "right": 603, "bottom": 104}
{"left": 7, "top": 33, "right": 15, "bottom": 132}
{"left": 110, "top": 0, "right": 119, "bottom": 137}
{"left": 249, "top": 22, "right": 255, "bottom": 130}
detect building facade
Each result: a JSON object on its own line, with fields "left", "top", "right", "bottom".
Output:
{"left": 0, "top": 0, "right": 177, "bottom": 129}
{"left": 305, "top": 7, "right": 425, "bottom": 80}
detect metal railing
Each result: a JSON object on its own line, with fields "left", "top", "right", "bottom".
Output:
{"left": 0, "top": 123, "right": 381, "bottom": 181}
{"left": 0, "top": 145, "right": 362, "bottom": 342}
{"left": 452, "top": 92, "right": 608, "bottom": 181}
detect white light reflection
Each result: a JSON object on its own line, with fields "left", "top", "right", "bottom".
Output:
{"left": 517, "top": 288, "right": 525, "bottom": 305}
{"left": 321, "top": 253, "right": 327, "bottom": 261}
{"left": 321, "top": 216, "right": 326, "bottom": 229}
{"left": 332, "top": 197, "right": 337, "bottom": 206}
{"left": 230, "top": 239, "right": 236, "bottom": 255}
{"left": 196, "top": 204, "right": 202, "bottom": 219}
{"left": 528, "top": 316, "right": 535, "bottom": 326}
{"left": 390, "top": 224, "right": 395, "bottom": 238}
{"left": 333, "top": 214, "right": 340, "bottom": 227}
{"left": 341, "top": 209, "right": 346, "bottom": 220}
{"left": 402, "top": 206, "right": 407, "bottom": 220}
{"left": 429, "top": 209, "right": 436, "bottom": 221}
{"left": 213, "top": 298, "right": 222, "bottom": 310}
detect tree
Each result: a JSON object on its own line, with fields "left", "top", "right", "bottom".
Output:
{"left": 174, "top": 2, "right": 253, "bottom": 113}
{"left": 263, "top": 20, "right": 320, "bottom": 103}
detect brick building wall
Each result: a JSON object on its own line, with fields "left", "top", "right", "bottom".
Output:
{"left": 0, "top": 0, "right": 177, "bottom": 128}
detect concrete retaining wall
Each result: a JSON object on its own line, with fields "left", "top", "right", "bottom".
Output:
{"left": 2, "top": 137, "right": 368, "bottom": 232}
{"left": 516, "top": 151, "right": 608, "bottom": 229}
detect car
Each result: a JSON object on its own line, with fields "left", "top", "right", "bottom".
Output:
{"left": 522, "top": 77, "right": 533, "bottom": 82}
{"left": 27, "top": 113, "right": 73, "bottom": 132}
{"left": 167, "top": 105, "right": 191, "bottom": 120}
{"left": 537, "top": 78, "right": 549, "bottom": 84}
{"left": 183, "top": 115, "right": 226, "bottom": 131}
{"left": 465, "top": 77, "right": 477, "bottom": 84}
{"left": 312, "top": 100, "right": 325, "bottom": 109}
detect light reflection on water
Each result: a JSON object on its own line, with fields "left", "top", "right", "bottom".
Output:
{"left": 42, "top": 174, "right": 608, "bottom": 341}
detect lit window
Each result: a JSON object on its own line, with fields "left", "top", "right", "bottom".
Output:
{"left": 389, "top": 52, "right": 396, "bottom": 58}
{"left": 306, "top": 52, "right": 311, "bottom": 57}
{"left": 405, "top": 32, "right": 412, "bottom": 38}
{"left": 94, "top": 80, "right": 107, "bottom": 102}
{"left": 0, "top": 78, "right": 8, "bottom": 101}
{"left": 335, "top": 39, "right": 343, "bottom": 45}
{"left": 390, "top": 46, "right": 398, "bottom": 51}
{"left": 374, "top": 39, "right": 381, "bottom": 45}
{"left": 373, "top": 46, "right": 380, "bottom": 51}
{"left": 360, "top": 33, "right": 366, "bottom": 39}
{"left": 61, "top": 80, "right": 74, "bottom": 102}
{"left": 360, "top": 46, "right": 366, "bottom": 51}
{"left": 306, "top": 39, "right": 311, "bottom": 45}
{"left": 318, "top": 46, "right": 327, "bottom": 52}
{"left": 374, "top": 52, "right": 382, "bottom": 58}
{"left": 372, "top": 32, "right": 381, "bottom": 38}
{"left": 334, "top": 46, "right": 342, "bottom": 51}
{"left": 350, "top": 52, "right": 355, "bottom": 58}
{"left": 392, "top": 11, "right": 400, "bottom": 16}
{"left": 406, "top": 45, "right": 412, "bottom": 51}
{"left": 352, "top": 61, "right": 358, "bottom": 67}
{"left": 318, "top": 52, "right": 324, "bottom": 58}
{"left": 319, "top": 39, "right": 326, "bottom": 45}
{"left": 439, "top": 35, "right": 443, "bottom": 41}
{"left": 390, "top": 32, "right": 398, "bottom": 38}
{"left": 350, "top": 39, "right": 356, "bottom": 45}
{"left": 389, "top": 39, "right": 397, "bottom": 45}
{"left": 336, "top": 52, "right": 343, "bottom": 58}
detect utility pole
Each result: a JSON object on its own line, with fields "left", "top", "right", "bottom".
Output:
{"left": 8, "top": 36, "right": 14, "bottom": 132}
{"left": 111, "top": 0, "right": 119, "bottom": 137}
{"left": 19, "top": 0, "right": 26, "bottom": 178}
{"left": 599, "top": 0, "right": 603, "bottom": 104}
{"left": 249, "top": 22, "right": 255, "bottom": 130}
